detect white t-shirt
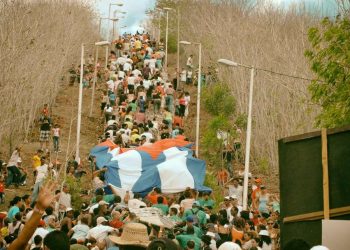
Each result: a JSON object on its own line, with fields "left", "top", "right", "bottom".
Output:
{"left": 132, "top": 69, "right": 141, "bottom": 77}
{"left": 117, "top": 57, "right": 126, "bottom": 66}
{"left": 30, "top": 227, "right": 49, "bottom": 245}
{"left": 180, "top": 70, "right": 187, "bottom": 82}
{"left": 35, "top": 164, "right": 48, "bottom": 184}
{"left": 180, "top": 198, "right": 195, "bottom": 211}
{"left": 87, "top": 225, "right": 115, "bottom": 242}
{"left": 149, "top": 58, "right": 156, "bottom": 68}
{"left": 228, "top": 185, "right": 243, "bottom": 206}
{"left": 72, "top": 224, "right": 90, "bottom": 241}
{"left": 127, "top": 76, "right": 135, "bottom": 86}
{"left": 107, "top": 80, "right": 115, "bottom": 91}
{"left": 118, "top": 71, "right": 126, "bottom": 79}
{"left": 123, "top": 62, "right": 132, "bottom": 72}
{"left": 140, "top": 132, "right": 153, "bottom": 142}
{"left": 143, "top": 79, "right": 151, "bottom": 90}
{"left": 59, "top": 191, "right": 72, "bottom": 211}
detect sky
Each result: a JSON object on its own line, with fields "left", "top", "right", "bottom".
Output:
{"left": 95, "top": 0, "right": 338, "bottom": 36}
{"left": 96, "top": 0, "right": 156, "bottom": 35}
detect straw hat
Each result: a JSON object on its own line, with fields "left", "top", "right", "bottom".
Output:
{"left": 109, "top": 223, "right": 150, "bottom": 247}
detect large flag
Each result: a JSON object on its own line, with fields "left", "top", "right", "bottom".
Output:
{"left": 90, "top": 138, "right": 211, "bottom": 195}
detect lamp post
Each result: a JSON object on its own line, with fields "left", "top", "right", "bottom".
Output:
{"left": 106, "top": 3, "right": 123, "bottom": 70}
{"left": 89, "top": 41, "right": 111, "bottom": 117}
{"left": 217, "top": 58, "right": 255, "bottom": 211}
{"left": 110, "top": 18, "right": 119, "bottom": 42}
{"left": 180, "top": 40, "right": 202, "bottom": 157}
{"left": 176, "top": 8, "right": 180, "bottom": 90}
{"left": 163, "top": 7, "right": 172, "bottom": 72}
{"left": 76, "top": 41, "right": 111, "bottom": 162}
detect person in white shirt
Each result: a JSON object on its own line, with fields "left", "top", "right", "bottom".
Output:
{"left": 140, "top": 127, "right": 153, "bottom": 142}
{"left": 228, "top": 179, "right": 243, "bottom": 206}
{"left": 132, "top": 68, "right": 141, "bottom": 77}
{"left": 123, "top": 61, "right": 132, "bottom": 72}
{"left": 118, "top": 70, "right": 126, "bottom": 79}
{"left": 86, "top": 217, "right": 116, "bottom": 242}
{"left": 58, "top": 184, "right": 72, "bottom": 218}
{"left": 116, "top": 56, "right": 126, "bottom": 66}
{"left": 31, "top": 157, "right": 49, "bottom": 204}
{"left": 106, "top": 78, "right": 115, "bottom": 92}
{"left": 68, "top": 216, "right": 90, "bottom": 242}
{"left": 186, "top": 55, "right": 193, "bottom": 69}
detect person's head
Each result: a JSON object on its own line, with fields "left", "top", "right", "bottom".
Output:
{"left": 233, "top": 178, "right": 239, "bottom": 187}
{"left": 34, "top": 234, "right": 43, "bottom": 246}
{"left": 260, "top": 185, "right": 267, "bottom": 194}
{"left": 22, "top": 194, "right": 31, "bottom": 205}
{"left": 156, "top": 196, "right": 164, "bottom": 204}
{"left": 12, "top": 196, "right": 22, "bottom": 207}
{"left": 66, "top": 208, "right": 74, "bottom": 218}
{"left": 170, "top": 207, "right": 178, "bottom": 216}
{"left": 62, "top": 184, "right": 69, "bottom": 193}
{"left": 43, "top": 230, "right": 70, "bottom": 250}
{"left": 186, "top": 240, "right": 195, "bottom": 249}
{"left": 40, "top": 156, "right": 46, "bottom": 165}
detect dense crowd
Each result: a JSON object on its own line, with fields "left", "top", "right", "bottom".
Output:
{"left": 0, "top": 32, "right": 329, "bottom": 250}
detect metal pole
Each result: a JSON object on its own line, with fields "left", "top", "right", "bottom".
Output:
{"left": 165, "top": 10, "right": 169, "bottom": 71}
{"left": 105, "top": 46, "right": 108, "bottom": 69}
{"left": 242, "top": 67, "right": 255, "bottom": 210}
{"left": 195, "top": 43, "right": 202, "bottom": 157}
{"left": 89, "top": 47, "right": 99, "bottom": 117}
{"left": 176, "top": 8, "right": 180, "bottom": 90}
{"left": 76, "top": 44, "right": 84, "bottom": 162}
{"left": 158, "top": 13, "right": 161, "bottom": 43}
{"left": 112, "top": 21, "right": 115, "bottom": 41}
{"left": 107, "top": 4, "right": 111, "bottom": 42}
{"left": 98, "top": 18, "right": 102, "bottom": 37}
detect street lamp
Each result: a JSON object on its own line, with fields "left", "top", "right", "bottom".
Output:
{"left": 218, "top": 58, "right": 255, "bottom": 211}
{"left": 180, "top": 40, "right": 202, "bottom": 157}
{"left": 98, "top": 17, "right": 117, "bottom": 69}
{"left": 110, "top": 18, "right": 119, "bottom": 41}
{"left": 77, "top": 41, "right": 111, "bottom": 162}
{"left": 89, "top": 41, "right": 111, "bottom": 117}
{"left": 163, "top": 7, "right": 173, "bottom": 71}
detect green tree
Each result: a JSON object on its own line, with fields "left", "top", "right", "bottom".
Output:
{"left": 305, "top": 17, "right": 350, "bottom": 128}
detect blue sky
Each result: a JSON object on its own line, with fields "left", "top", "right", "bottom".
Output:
{"left": 95, "top": 0, "right": 338, "bottom": 35}
{"left": 96, "top": 0, "right": 156, "bottom": 35}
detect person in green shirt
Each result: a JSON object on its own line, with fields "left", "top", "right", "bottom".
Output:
{"left": 128, "top": 99, "right": 137, "bottom": 112}
{"left": 198, "top": 192, "right": 215, "bottom": 208}
{"left": 183, "top": 201, "right": 207, "bottom": 227}
{"left": 152, "top": 196, "right": 169, "bottom": 215}
{"left": 169, "top": 207, "right": 182, "bottom": 223}
{"left": 182, "top": 216, "right": 202, "bottom": 238}
{"left": 176, "top": 225, "right": 201, "bottom": 250}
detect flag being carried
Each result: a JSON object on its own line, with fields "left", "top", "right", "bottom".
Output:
{"left": 90, "top": 138, "right": 210, "bottom": 195}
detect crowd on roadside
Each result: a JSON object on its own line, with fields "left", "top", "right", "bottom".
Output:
{"left": 0, "top": 31, "right": 330, "bottom": 250}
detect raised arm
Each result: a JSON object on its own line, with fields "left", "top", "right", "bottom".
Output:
{"left": 8, "top": 181, "right": 57, "bottom": 250}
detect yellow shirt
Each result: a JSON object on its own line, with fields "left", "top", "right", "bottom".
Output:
{"left": 33, "top": 155, "right": 41, "bottom": 169}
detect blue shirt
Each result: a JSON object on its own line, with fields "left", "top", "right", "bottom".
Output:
{"left": 8, "top": 206, "right": 20, "bottom": 222}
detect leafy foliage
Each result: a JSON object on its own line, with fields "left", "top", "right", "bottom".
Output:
{"left": 305, "top": 17, "right": 350, "bottom": 128}
{"left": 202, "top": 83, "right": 236, "bottom": 116}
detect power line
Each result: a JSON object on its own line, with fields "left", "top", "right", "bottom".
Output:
{"left": 255, "top": 67, "right": 315, "bottom": 82}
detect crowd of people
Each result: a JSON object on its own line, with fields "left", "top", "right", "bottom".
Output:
{"left": 0, "top": 31, "right": 329, "bottom": 250}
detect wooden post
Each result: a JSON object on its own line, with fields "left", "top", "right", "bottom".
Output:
{"left": 321, "top": 128, "right": 330, "bottom": 220}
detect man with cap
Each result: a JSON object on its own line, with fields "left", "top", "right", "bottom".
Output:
{"left": 182, "top": 216, "right": 202, "bottom": 238}
{"left": 183, "top": 201, "right": 207, "bottom": 228}
{"left": 252, "top": 178, "right": 262, "bottom": 210}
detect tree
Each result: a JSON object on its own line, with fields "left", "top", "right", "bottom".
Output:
{"left": 305, "top": 17, "right": 350, "bottom": 128}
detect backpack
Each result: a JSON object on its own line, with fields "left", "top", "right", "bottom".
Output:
{"left": 191, "top": 209, "right": 200, "bottom": 226}
{"left": 5, "top": 222, "right": 22, "bottom": 243}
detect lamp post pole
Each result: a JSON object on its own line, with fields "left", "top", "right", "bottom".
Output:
{"left": 165, "top": 9, "right": 169, "bottom": 71}
{"left": 176, "top": 8, "right": 180, "bottom": 90}
{"left": 89, "top": 47, "right": 99, "bottom": 117}
{"left": 195, "top": 43, "right": 202, "bottom": 157}
{"left": 76, "top": 44, "right": 84, "bottom": 162}
{"left": 217, "top": 58, "right": 255, "bottom": 210}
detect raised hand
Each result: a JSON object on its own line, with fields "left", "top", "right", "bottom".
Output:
{"left": 36, "top": 180, "right": 58, "bottom": 211}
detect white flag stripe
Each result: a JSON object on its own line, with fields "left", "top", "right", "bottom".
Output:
{"left": 157, "top": 147, "right": 194, "bottom": 193}
{"left": 117, "top": 150, "right": 142, "bottom": 190}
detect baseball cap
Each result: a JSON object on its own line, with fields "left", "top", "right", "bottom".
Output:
{"left": 310, "top": 246, "right": 330, "bottom": 250}
{"left": 81, "top": 203, "right": 90, "bottom": 211}
{"left": 66, "top": 207, "right": 73, "bottom": 212}
{"left": 186, "top": 216, "right": 193, "bottom": 222}
{"left": 97, "top": 217, "right": 107, "bottom": 225}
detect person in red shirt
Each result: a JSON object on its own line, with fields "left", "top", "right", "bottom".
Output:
{"left": 0, "top": 176, "right": 4, "bottom": 204}
{"left": 147, "top": 187, "right": 168, "bottom": 205}
{"left": 173, "top": 111, "right": 184, "bottom": 128}
{"left": 109, "top": 210, "right": 124, "bottom": 229}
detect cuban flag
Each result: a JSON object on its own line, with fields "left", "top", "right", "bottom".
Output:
{"left": 90, "top": 138, "right": 211, "bottom": 195}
